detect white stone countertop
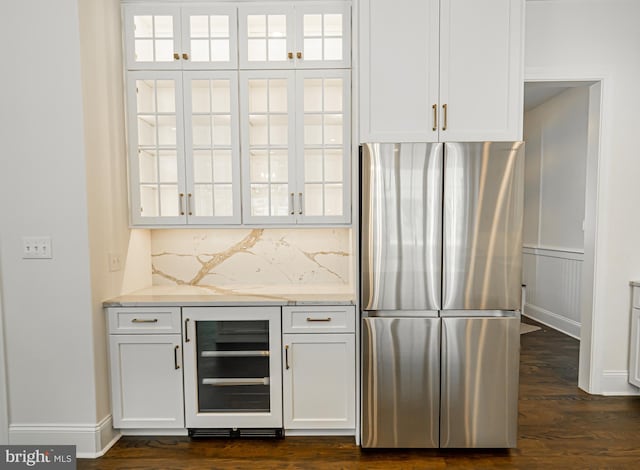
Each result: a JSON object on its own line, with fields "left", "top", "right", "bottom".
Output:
{"left": 103, "top": 285, "right": 356, "bottom": 307}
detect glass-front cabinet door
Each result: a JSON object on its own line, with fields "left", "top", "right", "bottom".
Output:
{"left": 181, "top": 6, "right": 238, "bottom": 69}
{"left": 238, "top": 5, "right": 295, "bottom": 69}
{"left": 295, "top": 2, "right": 351, "bottom": 69}
{"left": 296, "top": 69, "right": 351, "bottom": 223}
{"left": 127, "top": 71, "right": 187, "bottom": 225}
{"left": 183, "top": 307, "right": 283, "bottom": 430}
{"left": 184, "top": 71, "right": 241, "bottom": 223}
{"left": 240, "top": 70, "right": 297, "bottom": 224}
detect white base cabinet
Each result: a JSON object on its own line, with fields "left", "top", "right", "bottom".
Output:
{"left": 282, "top": 306, "right": 356, "bottom": 431}
{"left": 107, "top": 307, "right": 184, "bottom": 429}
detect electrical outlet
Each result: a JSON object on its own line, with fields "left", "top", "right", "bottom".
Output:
{"left": 22, "top": 236, "right": 53, "bottom": 259}
{"left": 108, "top": 252, "right": 123, "bottom": 272}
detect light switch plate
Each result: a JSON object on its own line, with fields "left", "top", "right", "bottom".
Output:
{"left": 22, "top": 236, "right": 52, "bottom": 259}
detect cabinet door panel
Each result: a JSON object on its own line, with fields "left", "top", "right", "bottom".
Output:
{"left": 283, "top": 333, "right": 355, "bottom": 429}
{"left": 184, "top": 71, "right": 241, "bottom": 224}
{"left": 239, "top": 5, "right": 296, "bottom": 69}
{"left": 109, "top": 335, "right": 184, "bottom": 429}
{"left": 181, "top": 6, "right": 238, "bottom": 70}
{"left": 123, "top": 5, "right": 182, "bottom": 70}
{"left": 127, "top": 71, "right": 187, "bottom": 225}
{"left": 295, "top": 2, "right": 351, "bottom": 69}
{"left": 439, "top": 0, "right": 524, "bottom": 141}
{"left": 359, "top": 0, "right": 440, "bottom": 142}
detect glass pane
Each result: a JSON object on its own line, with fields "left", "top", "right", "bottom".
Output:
{"left": 159, "top": 184, "right": 179, "bottom": 216}
{"left": 248, "top": 15, "right": 266, "bottom": 38}
{"left": 194, "top": 150, "right": 213, "bottom": 183}
{"left": 324, "top": 14, "right": 343, "bottom": 37}
{"left": 269, "top": 115, "right": 288, "bottom": 146}
{"left": 270, "top": 184, "right": 288, "bottom": 216}
{"left": 270, "top": 150, "right": 288, "bottom": 182}
{"left": 190, "top": 39, "right": 210, "bottom": 62}
{"left": 154, "top": 16, "right": 174, "bottom": 38}
{"left": 134, "top": 39, "right": 153, "bottom": 62}
{"left": 137, "top": 116, "right": 156, "bottom": 146}
{"left": 304, "top": 184, "right": 323, "bottom": 216}
{"left": 304, "top": 149, "right": 323, "bottom": 182}
{"left": 192, "top": 115, "right": 212, "bottom": 147}
{"left": 267, "top": 38, "right": 286, "bottom": 61}
{"left": 134, "top": 16, "right": 153, "bottom": 38}
{"left": 249, "top": 115, "right": 268, "bottom": 146}
{"left": 304, "top": 15, "right": 322, "bottom": 37}
{"left": 140, "top": 185, "right": 158, "bottom": 217}
{"left": 158, "top": 150, "right": 177, "bottom": 182}
{"left": 139, "top": 150, "right": 157, "bottom": 183}
{"left": 325, "top": 184, "right": 343, "bottom": 216}
{"left": 211, "top": 39, "right": 230, "bottom": 62}
{"left": 251, "top": 184, "right": 269, "bottom": 216}
{"left": 190, "top": 16, "right": 209, "bottom": 38}
{"left": 155, "top": 39, "right": 174, "bottom": 62}
{"left": 191, "top": 80, "right": 210, "bottom": 113}
{"left": 324, "top": 78, "right": 343, "bottom": 112}
{"left": 248, "top": 80, "right": 268, "bottom": 113}
{"left": 324, "top": 38, "right": 342, "bottom": 61}
{"left": 213, "top": 150, "right": 232, "bottom": 183}
{"left": 156, "top": 80, "right": 175, "bottom": 112}
{"left": 211, "top": 80, "right": 231, "bottom": 112}
{"left": 194, "top": 185, "right": 214, "bottom": 216}
{"left": 324, "top": 114, "right": 343, "bottom": 145}
{"left": 211, "top": 16, "right": 229, "bottom": 38}
{"left": 136, "top": 80, "right": 155, "bottom": 113}
{"left": 247, "top": 39, "right": 267, "bottom": 61}
{"left": 250, "top": 151, "right": 268, "bottom": 183}
{"left": 213, "top": 115, "right": 231, "bottom": 146}
{"left": 269, "top": 79, "right": 287, "bottom": 113}
{"left": 304, "top": 79, "right": 323, "bottom": 112}
{"left": 268, "top": 15, "right": 286, "bottom": 38}
{"left": 304, "top": 38, "right": 322, "bottom": 61}
{"left": 304, "top": 114, "right": 322, "bottom": 145}
{"left": 214, "top": 185, "right": 233, "bottom": 216}
{"left": 324, "top": 149, "right": 343, "bottom": 181}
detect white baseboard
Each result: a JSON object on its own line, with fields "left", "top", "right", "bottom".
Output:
{"left": 9, "top": 415, "right": 120, "bottom": 458}
{"left": 523, "top": 304, "right": 581, "bottom": 339}
{"left": 598, "top": 370, "right": 640, "bottom": 396}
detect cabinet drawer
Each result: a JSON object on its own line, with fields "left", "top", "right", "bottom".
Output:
{"left": 107, "top": 307, "right": 181, "bottom": 334}
{"left": 282, "top": 306, "right": 355, "bottom": 334}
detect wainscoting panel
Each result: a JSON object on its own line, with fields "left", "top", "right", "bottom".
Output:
{"left": 522, "top": 246, "right": 583, "bottom": 339}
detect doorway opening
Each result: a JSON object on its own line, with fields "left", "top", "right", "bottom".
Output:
{"left": 521, "top": 80, "right": 601, "bottom": 393}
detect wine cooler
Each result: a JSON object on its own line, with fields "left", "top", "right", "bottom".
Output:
{"left": 183, "top": 307, "right": 282, "bottom": 435}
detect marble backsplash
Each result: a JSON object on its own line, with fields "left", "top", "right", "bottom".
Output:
{"left": 150, "top": 228, "right": 354, "bottom": 294}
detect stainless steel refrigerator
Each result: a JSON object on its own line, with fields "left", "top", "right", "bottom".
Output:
{"left": 361, "top": 142, "right": 523, "bottom": 448}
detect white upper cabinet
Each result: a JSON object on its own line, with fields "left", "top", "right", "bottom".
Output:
{"left": 359, "top": 0, "right": 524, "bottom": 143}
{"left": 124, "top": 4, "right": 238, "bottom": 70}
{"left": 239, "top": 2, "right": 351, "bottom": 69}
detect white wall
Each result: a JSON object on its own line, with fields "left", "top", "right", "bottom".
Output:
{"left": 526, "top": 0, "right": 640, "bottom": 394}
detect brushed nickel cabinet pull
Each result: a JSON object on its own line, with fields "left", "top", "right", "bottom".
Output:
{"left": 298, "top": 192, "right": 303, "bottom": 215}
{"left": 174, "top": 345, "right": 180, "bottom": 370}
{"left": 182, "top": 53, "right": 189, "bottom": 60}
{"left": 179, "top": 193, "right": 185, "bottom": 215}
{"left": 131, "top": 318, "right": 158, "bottom": 323}
{"left": 285, "top": 345, "right": 290, "bottom": 370}
{"left": 173, "top": 52, "right": 180, "bottom": 60}
{"left": 184, "top": 318, "right": 190, "bottom": 342}
{"left": 432, "top": 104, "right": 437, "bottom": 131}
{"left": 306, "top": 317, "right": 332, "bottom": 322}
{"left": 290, "top": 192, "right": 295, "bottom": 215}
{"left": 442, "top": 103, "right": 448, "bottom": 131}
{"left": 188, "top": 193, "right": 193, "bottom": 216}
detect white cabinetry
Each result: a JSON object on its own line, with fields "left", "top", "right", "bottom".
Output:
{"left": 282, "top": 306, "right": 356, "bottom": 431}
{"left": 107, "top": 307, "right": 184, "bottom": 429}
{"left": 629, "top": 286, "right": 640, "bottom": 388}
{"left": 359, "top": 0, "right": 524, "bottom": 143}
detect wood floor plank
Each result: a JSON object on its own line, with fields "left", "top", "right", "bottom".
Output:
{"left": 79, "top": 320, "right": 640, "bottom": 468}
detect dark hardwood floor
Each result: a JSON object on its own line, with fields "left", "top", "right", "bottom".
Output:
{"left": 80, "top": 321, "right": 640, "bottom": 469}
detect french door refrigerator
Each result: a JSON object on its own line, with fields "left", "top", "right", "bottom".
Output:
{"left": 361, "top": 142, "right": 523, "bottom": 448}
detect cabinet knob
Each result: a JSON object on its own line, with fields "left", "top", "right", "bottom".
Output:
{"left": 173, "top": 53, "right": 180, "bottom": 61}
{"left": 182, "top": 53, "right": 189, "bottom": 60}
{"left": 287, "top": 52, "right": 294, "bottom": 60}
{"left": 296, "top": 51, "right": 302, "bottom": 59}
